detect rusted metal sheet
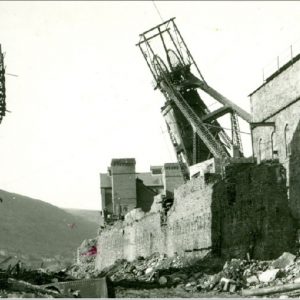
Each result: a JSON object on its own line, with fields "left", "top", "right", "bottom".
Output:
{"left": 42, "top": 277, "right": 113, "bottom": 298}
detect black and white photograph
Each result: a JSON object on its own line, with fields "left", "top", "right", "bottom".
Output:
{"left": 0, "top": 1, "right": 300, "bottom": 298}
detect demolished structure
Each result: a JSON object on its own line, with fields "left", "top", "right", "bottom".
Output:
{"left": 96, "top": 18, "right": 299, "bottom": 272}
{"left": 100, "top": 159, "right": 184, "bottom": 223}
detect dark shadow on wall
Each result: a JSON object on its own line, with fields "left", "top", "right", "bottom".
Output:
{"left": 289, "top": 119, "right": 300, "bottom": 226}
{"left": 136, "top": 179, "right": 158, "bottom": 212}
{"left": 211, "top": 162, "right": 296, "bottom": 261}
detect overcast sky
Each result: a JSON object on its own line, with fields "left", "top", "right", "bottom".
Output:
{"left": 0, "top": 1, "right": 299, "bottom": 210}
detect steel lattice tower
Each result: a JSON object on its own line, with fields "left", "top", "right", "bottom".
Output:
{"left": 137, "top": 18, "right": 250, "bottom": 180}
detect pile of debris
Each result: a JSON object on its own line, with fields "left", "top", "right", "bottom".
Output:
{"left": 67, "top": 239, "right": 98, "bottom": 279}
{"left": 91, "top": 251, "right": 300, "bottom": 297}
{"left": 97, "top": 252, "right": 186, "bottom": 283}
{"left": 0, "top": 261, "right": 76, "bottom": 298}
{"left": 0, "top": 258, "right": 113, "bottom": 298}
{"left": 4, "top": 250, "right": 300, "bottom": 297}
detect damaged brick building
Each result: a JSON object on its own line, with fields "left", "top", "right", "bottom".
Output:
{"left": 95, "top": 19, "right": 299, "bottom": 271}
{"left": 100, "top": 159, "right": 184, "bottom": 223}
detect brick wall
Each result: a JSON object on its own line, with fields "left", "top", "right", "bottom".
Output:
{"left": 95, "top": 162, "right": 296, "bottom": 271}
{"left": 166, "top": 176, "right": 215, "bottom": 257}
{"left": 162, "top": 163, "right": 185, "bottom": 195}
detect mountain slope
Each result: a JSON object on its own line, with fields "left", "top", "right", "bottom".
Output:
{"left": 0, "top": 190, "right": 97, "bottom": 259}
{"left": 63, "top": 208, "right": 102, "bottom": 225}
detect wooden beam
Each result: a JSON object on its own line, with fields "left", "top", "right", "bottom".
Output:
{"left": 250, "top": 122, "right": 275, "bottom": 129}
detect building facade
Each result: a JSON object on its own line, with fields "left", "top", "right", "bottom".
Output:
{"left": 250, "top": 53, "right": 300, "bottom": 222}
{"left": 100, "top": 158, "right": 184, "bottom": 223}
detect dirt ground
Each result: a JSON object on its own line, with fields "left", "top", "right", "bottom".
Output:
{"left": 115, "top": 286, "right": 240, "bottom": 298}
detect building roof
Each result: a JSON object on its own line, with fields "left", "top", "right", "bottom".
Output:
{"left": 136, "top": 172, "right": 163, "bottom": 187}
{"left": 100, "top": 171, "right": 163, "bottom": 189}
{"left": 111, "top": 158, "right": 136, "bottom": 166}
{"left": 249, "top": 52, "right": 300, "bottom": 97}
{"left": 150, "top": 165, "right": 163, "bottom": 174}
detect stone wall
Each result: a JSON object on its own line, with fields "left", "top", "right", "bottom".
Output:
{"left": 213, "top": 163, "right": 296, "bottom": 260}
{"left": 250, "top": 56, "right": 300, "bottom": 123}
{"left": 162, "top": 163, "right": 185, "bottom": 195}
{"left": 95, "top": 162, "right": 296, "bottom": 271}
{"left": 250, "top": 56, "right": 300, "bottom": 221}
{"left": 166, "top": 176, "right": 215, "bottom": 256}
{"left": 111, "top": 158, "right": 137, "bottom": 216}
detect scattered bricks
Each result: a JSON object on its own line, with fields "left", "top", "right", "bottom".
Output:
{"left": 207, "top": 273, "right": 222, "bottom": 290}
{"left": 145, "top": 267, "right": 153, "bottom": 275}
{"left": 220, "top": 277, "right": 231, "bottom": 292}
{"left": 229, "top": 283, "right": 237, "bottom": 293}
{"left": 294, "top": 276, "right": 300, "bottom": 283}
{"left": 171, "top": 277, "right": 182, "bottom": 285}
{"left": 174, "top": 272, "right": 189, "bottom": 281}
{"left": 258, "top": 269, "right": 280, "bottom": 283}
{"left": 272, "top": 253, "right": 296, "bottom": 270}
{"left": 128, "top": 265, "right": 135, "bottom": 273}
{"left": 193, "top": 272, "right": 203, "bottom": 280}
{"left": 246, "top": 275, "right": 260, "bottom": 285}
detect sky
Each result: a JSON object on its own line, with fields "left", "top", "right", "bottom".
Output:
{"left": 0, "top": 1, "right": 300, "bottom": 210}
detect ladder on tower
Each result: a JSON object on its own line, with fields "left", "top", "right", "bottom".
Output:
{"left": 161, "top": 80, "right": 229, "bottom": 160}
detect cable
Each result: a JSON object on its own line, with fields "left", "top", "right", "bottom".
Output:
{"left": 6, "top": 73, "right": 18, "bottom": 77}
{"left": 152, "top": 1, "right": 164, "bottom": 23}
{"left": 160, "top": 125, "right": 175, "bottom": 160}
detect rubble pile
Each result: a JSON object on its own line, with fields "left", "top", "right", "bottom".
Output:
{"left": 98, "top": 252, "right": 187, "bottom": 283}
{"left": 93, "top": 251, "right": 300, "bottom": 297}
{"left": 67, "top": 258, "right": 97, "bottom": 279}
{"left": 3, "top": 251, "right": 300, "bottom": 297}
{"left": 67, "top": 238, "right": 98, "bottom": 279}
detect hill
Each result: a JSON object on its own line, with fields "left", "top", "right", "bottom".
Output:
{"left": 63, "top": 208, "right": 102, "bottom": 225}
{"left": 0, "top": 190, "right": 97, "bottom": 260}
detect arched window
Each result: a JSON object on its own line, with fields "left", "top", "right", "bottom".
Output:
{"left": 258, "top": 138, "right": 263, "bottom": 162}
{"left": 284, "top": 124, "right": 290, "bottom": 157}
{"left": 271, "top": 131, "right": 278, "bottom": 159}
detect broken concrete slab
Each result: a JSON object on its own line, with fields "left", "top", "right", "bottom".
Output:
{"left": 258, "top": 269, "right": 280, "bottom": 283}
{"left": 41, "top": 277, "right": 113, "bottom": 298}
{"left": 272, "top": 252, "right": 296, "bottom": 269}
